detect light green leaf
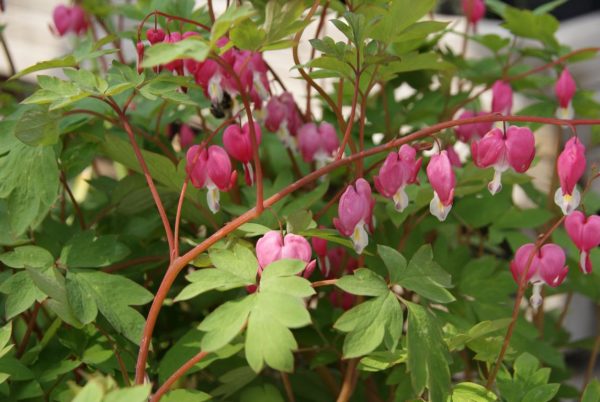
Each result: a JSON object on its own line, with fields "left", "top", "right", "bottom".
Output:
{"left": 14, "top": 106, "right": 61, "bottom": 146}
{"left": 162, "top": 389, "right": 212, "bottom": 402}
{"left": 582, "top": 379, "right": 600, "bottom": 402}
{"left": 336, "top": 268, "right": 388, "bottom": 297}
{"left": 141, "top": 37, "right": 209, "bottom": 68}
{"left": 502, "top": 7, "right": 559, "bottom": 48}
{"left": 405, "top": 302, "right": 451, "bottom": 402}
{"left": 261, "top": 259, "right": 306, "bottom": 279}
{"left": 103, "top": 385, "right": 152, "bottom": 402}
{"left": 198, "top": 295, "right": 256, "bottom": 352}
{"left": 10, "top": 55, "right": 77, "bottom": 80}
{"left": 451, "top": 382, "right": 497, "bottom": 401}
{"left": 211, "top": 3, "right": 255, "bottom": 44}
{"left": 209, "top": 244, "right": 259, "bottom": 282}
{"left": 378, "top": 245, "right": 407, "bottom": 284}
{"left": 334, "top": 292, "right": 403, "bottom": 358}
{"left": 0, "top": 246, "right": 54, "bottom": 269}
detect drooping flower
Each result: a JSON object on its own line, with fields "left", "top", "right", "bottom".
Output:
{"left": 446, "top": 146, "right": 462, "bottom": 168}
{"left": 333, "top": 179, "right": 375, "bottom": 254}
{"left": 255, "top": 231, "right": 316, "bottom": 278}
{"left": 52, "top": 5, "right": 88, "bottom": 36}
{"left": 462, "top": 0, "right": 486, "bottom": 26}
{"left": 186, "top": 145, "right": 237, "bottom": 213}
{"left": 146, "top": 28, "right": 166, "bottom": 44}
{"left": 179, "top": 124, "right": 196, "bottom": 149}
{"left": 491, "top": 80, "right": 513, "bottom": 115}
{"left": 510, "top": 243, "right": 568, "bottom": 310}
{"left": 554, "top": 137, "right": 586, "bottom": 215}
{"left": 565, "top": 211, "right": 600, "bottom": 274}
{"left": 223, "top": 122, "right": 262, "bottom": 186}
{"left": 265, "top": 92, "right": 303, "bottom": 149}
{"left": 471, "top": 126, "right": 535, "bottom": 195}
{"left": 454, "top": 110, "right": 494, "bottom": 142}
{"left": 297, "top": 122, "right": 339, "bottom": 166}
{"left": 555, "top": 68, "right": 576, "bottom": 119}
{"left": 427, "top": 151, "right": 456, "bottom": 222}
{"left": 374, "top": 145, "right": 422, "bottom": 212}
{"left": 136, "top": 42, "right": 145, "bottom": 74}
{"left": 233, "top": 51, "right": 270, "bottom": 106}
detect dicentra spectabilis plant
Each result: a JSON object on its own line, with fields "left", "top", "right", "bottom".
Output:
{"left": 1, "top": 1, "right": 600, "bottom": 401}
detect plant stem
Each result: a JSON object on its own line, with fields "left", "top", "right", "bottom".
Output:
{"left": 336, "top": 358, "right": 358, "bottom": 402}
{"left": 150, "top": 351, "right": 208, "bottom": 402}
{"left": 135, "top": 114, "right": 600, "bottom": 385}
{"left": 59, "top": 171, "right": 86, "bottom": 230}
{"left": 305, "top": 1, "right": 329, "bottom": 120}
{"left": 0, "top": 29, "right": 16, "bottom": 77}
{"left": 281, "top": 373, "right": 296, "bottom": 402}
{"left": 16, "top": 303, "right": 41, "bottom": 358}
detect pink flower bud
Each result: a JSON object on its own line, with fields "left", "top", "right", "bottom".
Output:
{"left": 146, "top": 28, "right": 166, "bottom": 44}
{"left": 454, "top": 111, "right": 493, "bottom": 142}
{"left": 565, "top": 211, "right": 600, "bottom": 274}
{"left": 179, "top": 124, "right": 195, "bottom": 149}
{"left": 52, "top": 5, "right": 88, "bottom": 36}
{"left": 136, "top": 42, "right": 145, "bottom": 74}
{"left": 510, "top": 243, "right": 568, "bottom": 310}
{"left": 223, "top": 122, "right": 262, "bottom": 186}
{"left": 554, "top": 137, "right": 586, "bottom": 215}
{"left": 333, "top": 179, "right": 375, "bottom": 254}
{"left": 462, "top": 0, "right": 486, "bottom": 25}
{"left": 374, "top": 145, "right": 422, "bottom": 212}
{"left": 186, "top": 145, "right": 236, "bottom": 213}
{"left": 446, "top": 146, "right": 462, "bottom": 168}
{"left": 555, "top": 68, "right": 576, "bottom": 109}
{"left": 265, "top": 93, "right": 302, "bottom": 148}
{"left": 471, "top": 126, "right": 535, "bottom": 195}
{"left": 255, "top": 231, "right": 316, "bottom": 278}
{"left": 491, "top": 80, "right": 513, "bottom": 115}
{"left": 427, "top": 151, "right": 455, "bottom": 221}
{"left": 297, "top": 122, "right": 339, "bottom": 164}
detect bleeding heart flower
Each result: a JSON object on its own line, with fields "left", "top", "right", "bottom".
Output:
{"left": 510, "top": 243, "right": 568, "bottom": 310}
{"left": 136, "top": 42, "right": 145, "bottom": 74}
{"left": 146, "top": 28, "right": 166, "bottom": 44}
{"left": 446, "top": 146, "right": 462, "bottom": 168}
{"left": 454, "top": 111, "right": 494, "bottom": 142}
{"left": 565, "top": 211, "right": 600, "bottom": 274}
{"left": 325, "top": 246, "right": 358, "bottom": 279}
{"left": 179, "top": 124, "right": 196, "bottom": 149}
{"left": 52, "top": 5, "right": 88, "bottom": 36}
{"left": 471, "top": 126, "right": 535, "bottom": 195}
{"left": 491, "top": 80, "right": 513, "bottom": 115}
{"left": 554, "top": 137, "right": 586, "bottom": 215}
{"left": 255, "top": 231, "right": 316, "bottom": 278}
{"left": 265, "top": 92, "right": 302, "bottom": 149}
{"left": 374, "top": 145, "right": 422, "bottom": 212}
{"left": 186, "top": 145, "right": 237, "bottom": 213}
{"left": 462, "top": 0, "right": 486, "bottom": 25}
{"left": 555, "top": 68, "right": 576, "bottom": 119}
{"left": 334, "top": 179, "right": 375, "bottom": 255}
{"left": 223, "top": 122, "right": 262, "bottom": 186}
{"left": 297, "top": 122, "right": 339, "bottom": 166}
{"left": 427, "top": 151, "right": 456, "bottom": 222}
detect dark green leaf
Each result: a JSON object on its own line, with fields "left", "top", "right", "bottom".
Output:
{"left": 59, "top": 232, "right": 130, "bottom": 268}
{"left": 336, "top": 268, "right": 388, "bottom": 297}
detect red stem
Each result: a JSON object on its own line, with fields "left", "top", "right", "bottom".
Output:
{"left": 134, "top": 113, "right": 600, "bottom": 385}
{"left": 150, "top": 351, "right": 208, "bottom": 402}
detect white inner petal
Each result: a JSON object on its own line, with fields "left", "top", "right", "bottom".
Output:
{"left": 393, "top": 186, "right": 409, "bottom": 212}
{"left": 429, "top": 191, "right": 451, "bottom": 222}
{"left": 351, "top": 221, "right": 369, "bottom": 255}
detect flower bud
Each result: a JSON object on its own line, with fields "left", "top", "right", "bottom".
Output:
{"left": 374, "top": 145, "right": 422, "bottom": 212}
{"left": 298, "top": 122, "right": 339, "bottom": 165}
{"left": 491, "top": 80, "right": 513, "bottom": 115}
{"left": 554, "top": 137, "right": 586, "bottom": 215}
{"left": 179, "top": 124, "right": 196, "bottom": 149}
{"left": 565, "top": 211, "right": 600, "bottom": 274}
{"left": 471, "top": 126, "right": 535, "bottom": 195}
{"left": 146, "top": 28, "right": 166, "bottom": 44}
{"left": 555, "top": 68, "right": 576, "bottom": 119}
{"left": 186, "top": 145, "right": 236, "bottom": 213}
{"left": 256, "top": 231, "right": 316, "bottom": 278}
{"left": 427, "top": 151, "right": 455, "bottom": 221}
{"left": 462, "top": 0, "right": 486, "bottom": 25}
{"left": 454, "top": 111, "right": 493, "bottom": 142}
{"left": 510, "top": 243, "right": 568, "bottom": 310}
{"left": 333, "top": 179, "right": 375, "bottom": 254}
{"left": 136, "top": 42, "right": 145, "bottom": 74}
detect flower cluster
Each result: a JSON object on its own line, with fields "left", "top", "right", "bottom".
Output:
{"left": 52, "top": 4, "right": 88, "bottom": 36}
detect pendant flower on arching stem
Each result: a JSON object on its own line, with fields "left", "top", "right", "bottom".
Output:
{"left": 255, "top": 231, "right": 316, "bottom": 279}
{"left": 223, "top": 122, "right": 262, "bottom": 186}
{"left": 426, "top": 150, "right": 456, "bottom": 222}
{"left": 374, "top": 145, "right": 422, "bottom": 212}
{"left": 186, "top": 145, "right": 237, "bottom": 214}
{"left": 554, "top": 136, "right": 586, "bottom": 215}
{"left": 565, "top": 211, "right": 600, "bottom": 274}
{"left": 333, "top": 179, "right": 375, "bottom": 255}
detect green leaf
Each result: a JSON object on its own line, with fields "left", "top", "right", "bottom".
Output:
{"left": 451, "top": 382, "right": 497, "bottom": 401}
{"left": 10, "top": 55, "right": 77, "bottom": 80}
{"left": 336, "top": 268, "right": 388, "bottom": 297}
{"left": 521, "top": 384, "right": 560, "bottom": 402}
{"left": 231, "top": 19, "right": 266, "bottom": 51}
{"left": 162, "top": 389, "right": 212, "bottom": 402}
{"left": 74, "top": 272, "right": 153, "bottom": 343}
{"left": 59, "top": 232, "right": 130, "bottom": 268}
{"left": 211, "top": 3, "right": 255, "bottom": 44}
{"left": 0, "top": 246, "right": 54, "bottom": 269}
{"left": 378, "top": 245, "right": 407, "bottom": 284}
{"left": 285, "top": 209, "right": 314, "bottom": 234}
{"left": 240, "top": 384, "right": 285, "bottom": 402}
{"left": 72, "top": 379, "right": 103, "bottom": 402}
{"left": 262, "top": 259, "right": 307, "bottom": 278}
{"left": 334, "top": 292, "right": 403, "bottom": 358}
{"left": 0, "top": 123, "right": 59, "bottom": 239}
{"left": 582, "top": 379, "right": 600, "bottom": 402}
{"left": 396, "top": 245, "right": 455, "bottom": 304}
{"left": 369, "top": 0, "right": 436, "bottom": 43}
{"left": 141, "top": 37, "right": 209, "bottom": 68}
{"left": 502, "top": 7, "right": 559, "bottom": 49}
{"left": 0, "top": 272, "right": 46, "bottom": 319}
{"left": 405, "top": 302, "right": 451, "bottom": 402}
{"left": 533, "top": 0, "right": 567, "bottom": 15}
{"left": 471, "top": 34, "right": 511, "bottom": 53}
{"left": 23, "top": 75, "right": 91, "bottom": 110}
{"left": 103, "top": 385, "right": 152, "bottom": 402}
{"left": 210, "top": 244, "right": 259, "bottom": 282}
{"left": 494, "top": 207, "right": 552, "bottom": 229}
{"left": 65, "top": 273, "right": 98, "bottom": 324}
{"left": 198, "top": 295, "right": 256, "bottom": 352}
{"left": 14, "top": 106, "right": 61, "bottom": 146}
